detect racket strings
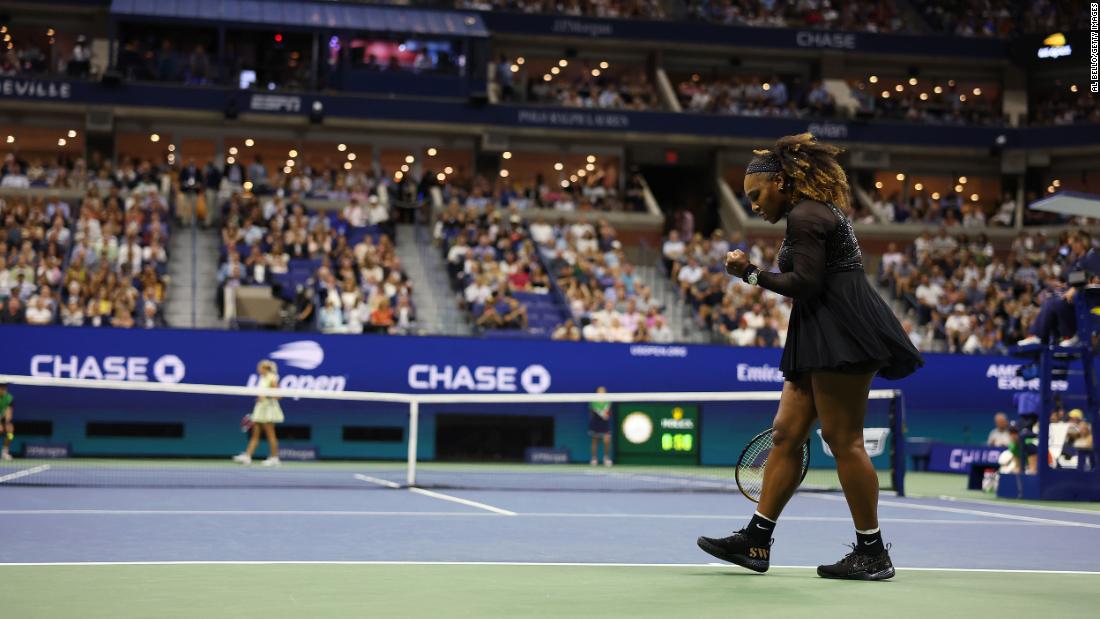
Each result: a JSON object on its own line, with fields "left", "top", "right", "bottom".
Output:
{"left": 735, "top": 430, "right": 810, "bottom": 503}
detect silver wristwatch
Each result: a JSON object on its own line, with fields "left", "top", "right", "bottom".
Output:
{"left": 744, "top": 266, "right": 759, "bottom": 286}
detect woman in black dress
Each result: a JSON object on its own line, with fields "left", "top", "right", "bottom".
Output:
{"left": 697, "top": 134, "right": 922, "bottom": 580}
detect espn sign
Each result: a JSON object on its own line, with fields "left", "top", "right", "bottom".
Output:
{"left": 249, "top": 94, "right": 302, "bottom": 113}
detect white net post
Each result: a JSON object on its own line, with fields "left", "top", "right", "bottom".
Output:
{"left": 407, "top": 399, "right": 419, "bottom": 486}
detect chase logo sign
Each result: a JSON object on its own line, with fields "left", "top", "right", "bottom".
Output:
{"left": 407, "top": 364, "right": 551, "bottom": 393}
{"left": 30, "top": 354, "right": 185, "bottom": 383}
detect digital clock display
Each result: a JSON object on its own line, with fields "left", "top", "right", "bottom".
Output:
{"left": 615, "top": 404, "right": 699, "bottom": 465}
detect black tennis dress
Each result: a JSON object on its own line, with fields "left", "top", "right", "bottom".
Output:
{"left": 757, "top": 200, "right": 923, "bottom": 381}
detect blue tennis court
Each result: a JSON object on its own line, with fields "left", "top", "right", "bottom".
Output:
{"left": 4, "top": 467, "right": 1099, "bottom": 618}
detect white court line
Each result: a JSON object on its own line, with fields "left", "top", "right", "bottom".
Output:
{"left": 408, "top": 488, "right": 517, "bottom": 516}
{"left": 0, "top": 509, "right": 1071, "bottom": 526}
{"left": 806, "top": 494, "right": 1100, "bottom": 530}
{"left": 353, "top": 473, "right": 517, "bottom": 516}
{"left": 929, "top": 495, "right": 1100, "bottom": 517}
{"left": 0, "top": 464, "right": 50, "bottom": 484}
{"left": 352, "top": 474, "right": 400, "bottom": 489}
{"left": 0, "top": 560, "right": 1096, "bottom": 575}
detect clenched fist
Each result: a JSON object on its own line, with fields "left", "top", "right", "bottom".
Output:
{"left": 725, "top": 250, "right": 749, "bottom": 278}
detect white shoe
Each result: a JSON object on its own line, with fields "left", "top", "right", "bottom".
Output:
{"left": 232, "top": 453, "right": 252, "bottom": 465}
{"left": 261, "top": 457, "right": 281, "bottom": 467}
{"left": 1059, "top": 335, "right": 1080, "bottom": 347}
{"left": 603, "top": 459, "right": 613, "bottom": 467}
{"left": 1, "top": 451, "right": 11, "bottom": 461}
{"left": 590, "top": 459, "right": 598, "bottom": 466}
{"left": 1016, "top": 336, "right": 1040, "bottom": 346}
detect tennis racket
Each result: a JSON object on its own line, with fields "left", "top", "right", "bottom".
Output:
{"left": 734, "top": 428, "right": 810, "bottom": 503}
{"left": 240, "top": 414, "right": 254, "bottom": 433}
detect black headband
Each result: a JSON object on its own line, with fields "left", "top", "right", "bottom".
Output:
{"left": 746, "top": 154, "right": 781, "bottom": 174}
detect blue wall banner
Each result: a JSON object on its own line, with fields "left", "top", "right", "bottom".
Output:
{"left": 4, "top": 77, "right": 1089, "bottom": 149}
{"left": 927, "top": 443, "right": 1005, "bottom": 473}
{"left": 0, "top": 326, "right": 1083, "bottom": 464}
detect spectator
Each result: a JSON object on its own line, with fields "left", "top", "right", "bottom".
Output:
{"left": 987, "top": 412, "right": 1013, "bottom": 447}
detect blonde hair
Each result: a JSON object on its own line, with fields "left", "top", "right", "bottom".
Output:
{"left": 259, "top": 360, "right": 278, "bottom": 376}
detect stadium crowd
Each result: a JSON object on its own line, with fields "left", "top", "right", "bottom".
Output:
{"left": 438, "top": 170, "right": 645, "bottom": 213}
{"left": 678, "top": 74, "right": 836, "bottom": 118}
{"left": 0, "top": 154, "right": 171, "bottom": 329}
{"left": 216, "top": 187, "right": 414, "bottom": 335}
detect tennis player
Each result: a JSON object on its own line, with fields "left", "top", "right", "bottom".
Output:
{"left": 589, "top": 386, "right": 613, "bottom": 466}
{"left": 697, "top": 134, "right": 923, "bottom": 580}
{"left": 233, "top": 360, "right": 284, "bottom": 466}
{"left": 0, "top": 383, "right": 13, "bottom": 461}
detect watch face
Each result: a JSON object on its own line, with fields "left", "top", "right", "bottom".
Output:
{"left": 748, "top": 272, "right": 758, "bottom": 285}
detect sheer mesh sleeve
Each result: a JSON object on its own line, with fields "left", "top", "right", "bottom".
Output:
{"left": 757, "top": 202, "right": 834, "bottom": 300}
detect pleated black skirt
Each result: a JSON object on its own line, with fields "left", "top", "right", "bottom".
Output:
{"left": 780, "top": 270, "right": 924, "bottom": 381}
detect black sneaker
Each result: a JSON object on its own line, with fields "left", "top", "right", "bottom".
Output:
{"left": 817, "top": 545, "right": 895, "bottom": 581}
{"left": 696, "top": 529, "right": 772, "bottom": 573}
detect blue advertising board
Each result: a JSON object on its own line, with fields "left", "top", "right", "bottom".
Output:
{"left": 4, "top": 77, "right": 1091, "bottom": 149}
{"left": 0, "top": 326, "right": 1083, "bottom": 464}
{"left": 927, "top": 443, "right": 1005, "bottom": 473}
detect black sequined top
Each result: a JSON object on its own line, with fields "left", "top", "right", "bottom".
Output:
{"left": 760, "top": 201, "right": 863, "bottom": 301}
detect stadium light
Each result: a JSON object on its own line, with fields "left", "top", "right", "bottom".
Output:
{"left": 762, "top": 83, "right": 771, "bottom": 91}
{"left": 914, "top": 183, "right": 923, "bottom": 191}
{"left": 959, "top": 94, "right": 967, "bottom": 102}
{"left": 972, "top": 87, "right": 982, "bottom": 96}
{"left": 338, "top": 144, "right": 347, "bottom": 152}
{"left": 970, "top": 194, "right": 979, "bottom": 202}
{"left": 57, "top": 138, "right": 66, "bottom": 146}
{"left": 585, "top": 164, "right": 595, "bottom": 172}
{"left": 881, "top": 91, "right": 890, "bottom": 99}
{"left": 908, "top": 78, "right": 917, "bottom": 86}
{"left": 168, "top": 144, "right": 176, "bottom": 152}
{"left": 401, "top": 164, "right": 409, "bottom": 172}
{"left": 933, "top": 86, "right": 943, "bottom": 94}
{"left": 561, "top": 180, "right": 569, "bottom": 188}
{"left": 931, "top": 192, "right": 940, "bottom": 199}
{"left": 67, "top": 130, "right": 76, "bottom": 138}
{"left": 894, "top": 84, "right": 903, "bottom": 92}
{"left": 874, "top": 181, "right": 883, "bottom": 189}
{"left": 395, "top": 171, "right": 404, "bottom": 180}
{"left": 499, "top": 169, "right": 509, "bottom": 178}
{"left": 954, "top": 184, "right": 963, "bottom": 192}
{"left": 959, "top": 176, "right": 967, "bottom": 184}
{"left": 558, "top": 59, "right": 568, "bottom": 68}
{"left": 554, "top": 162, "right": 564, "bottom": 171}
{"left": 245, "top": 138, "right": 254, "bottom": 147}
{"left": 869, "top": 75, "right": 878, "bottom": 83}
{"left": 502, "top": 151, "right": 512, "bottom": 159}
{"left": 427, "top": 148, "right": 438, "bottom": 157}
{"left": 586, "top": 155, "right": 596, "bottom": 163}
{"left": 283, "top": 166, "right": 292, "bottom": 174}
{"left": 919, "top": 93, "right": 928, "bottom": 101}
{"left": 347, "top": 153, "right": 357, "bottom": 161}
{"left": 1053, "top": 179, "right": 1061, "bottom": 187}
{"left": 150, "top": 133, "right": 160, "bottom": 142}
{"left": 444, "top": 166, "right": 454, "bottom": 175}
{"left": 600, "top": 61, "right": 609, "bottom": 69}
{"left": 343, "top": 162, "right": 352, "bottom": 170}
{"left": 289, "top": 149, "right": 298, "bottom": 158}
{"left": 437, "top": 173, "right": 446, "bottom": 182}
{"left": 226, "top": 156, "right": 236, "bottom": 165}
{"left": 551, "top": 67, "right": 560, "bottom": 75}
{"left": 285, "top": 159, "right": 294, "bottom": 167}
{"left": 4, "top": 135, "right": 12, "bottom": 144}
{"left": 229, "top": 147, "right": 238, "bottom": 155}
{"left": 405, "top": 155, "right": 415, "bottom": 164}
{"left": 543, "top": 74, "right": 552, "bottom": 82}
{"left": 578, "top": 170, "right": 587, "bottom": 177}
{"left": 592, "top": 69, "right": 601, "bottom": 77}
{"left": 243, "top": 181, "right": 253, "bottom": 191}
{"left": 1071, "top": 84, "right": 1079, "bottom": 92}
{"left": 516, "top": 57, "right": 525, "bottom": 65}
{"left": 510, "top": 64, "right": 519, "bottom": 73}
{"left": 895, "top": 173, "right": 905, "bottom": 181}
{"left": 948, "top": 79, "right": 956, "bottom": 87}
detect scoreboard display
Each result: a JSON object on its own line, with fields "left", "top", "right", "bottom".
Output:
{"left": 614, "top": 403, "right": 699, "bottom": 465}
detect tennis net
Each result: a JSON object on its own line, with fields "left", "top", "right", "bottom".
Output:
{"left": 0, "top": 375, "right": 906, "bottom": 495}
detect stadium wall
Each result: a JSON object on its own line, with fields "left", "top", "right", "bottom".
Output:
{"left": 0, "top": 326, "right": 1081, "bottom": 465}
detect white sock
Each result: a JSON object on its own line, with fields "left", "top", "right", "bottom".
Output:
{"left": 753, "top": 510, "right": 777, "bottom": 524}
{"left": 856, "top": 527, "right": 880, "bottom": 535}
